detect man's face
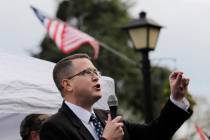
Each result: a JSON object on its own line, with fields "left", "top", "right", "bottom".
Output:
{"left": 68, "top": 58, "right": 102, "bottom": 105}
{"left": 30, "top": 131, "right": 40, "bottom": 140}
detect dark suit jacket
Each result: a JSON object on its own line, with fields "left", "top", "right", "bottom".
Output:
{"left": 40, "top": 100, "right": 192, "bottom": 140}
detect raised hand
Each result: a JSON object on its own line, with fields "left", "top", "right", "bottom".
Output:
{"left": 169, "top": 71, "right": 190, "bottom": 101}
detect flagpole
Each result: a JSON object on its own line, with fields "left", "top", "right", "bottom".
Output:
{"left": 99, "top": 42, "right": 138, "bottom": 66}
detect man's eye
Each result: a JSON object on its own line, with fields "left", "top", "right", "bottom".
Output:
{"left": 80, "top": 71, "right": 87, "bottom": 75}
{"left": 85, "top": 70, "right": 92, "bottom": 74}
{"left": 93, "top": 70, "right": 97, "bottom": 74}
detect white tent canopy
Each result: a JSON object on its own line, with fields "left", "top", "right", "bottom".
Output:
{"left": 0, "top": 52, "right": 115, "bottom": 140}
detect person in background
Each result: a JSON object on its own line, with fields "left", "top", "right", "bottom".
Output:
{"left": 40, "top": 53, "right": 193, "bottom": 140}
{"left": 20, "top": 114, "right": 48, "bottom": 140}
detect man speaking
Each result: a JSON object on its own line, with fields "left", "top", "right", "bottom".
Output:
{"left": 40, "top": 53, "right": 192, "bottom": 140}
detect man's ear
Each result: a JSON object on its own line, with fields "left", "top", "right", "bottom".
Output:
{"left": 61, "top": 79, "right": 73, "bottom": 92}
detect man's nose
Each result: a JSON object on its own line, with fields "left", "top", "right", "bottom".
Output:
{"left": 91, "top": 73, "right": 99, "bottom": 81}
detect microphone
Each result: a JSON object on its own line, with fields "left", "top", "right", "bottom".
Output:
{"left": 107, "top": 95, "right": 118, "bottom": 119}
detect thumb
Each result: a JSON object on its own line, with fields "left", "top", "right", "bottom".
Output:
{"left": 175, "top": 73, "right": 183, "bottom": 86}
{"left": 107, "top": 114, "right": 111, "bottom": 122}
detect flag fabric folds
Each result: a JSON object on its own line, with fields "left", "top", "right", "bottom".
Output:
{"left": 31, "top": 6, "right": 100, "bottom": 59}
{"left": 195, "top": 124, "right": 209, "bottom": 140}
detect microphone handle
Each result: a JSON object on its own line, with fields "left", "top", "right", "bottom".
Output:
{"left": 109, "top": 106, "right": 117, "bottom": 119}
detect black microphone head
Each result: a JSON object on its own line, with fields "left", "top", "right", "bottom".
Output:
{"left": 107, "top": 95, "right": 118, "bottom": 107}
{"left": 107, "top": 95, "right": 118, "bottom": 119}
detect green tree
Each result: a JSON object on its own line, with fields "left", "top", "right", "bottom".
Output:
{"left": 33, "top": 0, "right": 191, "bottom": 122}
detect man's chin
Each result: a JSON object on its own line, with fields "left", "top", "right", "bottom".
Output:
{"left": 94, "top": 94, "right": 102, "bottom": 101}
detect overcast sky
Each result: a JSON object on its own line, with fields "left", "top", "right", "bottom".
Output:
{"left": 0, "top": 0, "right": 209, "bottom": 101}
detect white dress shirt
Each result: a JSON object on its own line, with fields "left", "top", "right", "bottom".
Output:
{"left": 170, "top": 96, "right": 190, "bottom": 111}
{"left": 65, "top": 101, "right": 99, "bottom": 140}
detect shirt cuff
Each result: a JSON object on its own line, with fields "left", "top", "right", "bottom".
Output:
{"left": 170, "top": 95, "right": 190, "bottom": 111}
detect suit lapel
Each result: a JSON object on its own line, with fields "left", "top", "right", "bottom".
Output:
{"left": 59, "top": 102, "right": 95, "bottom": 140}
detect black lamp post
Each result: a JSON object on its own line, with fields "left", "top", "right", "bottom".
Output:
{"left": 123, "top": 11, "right": 162, "bottom": 123}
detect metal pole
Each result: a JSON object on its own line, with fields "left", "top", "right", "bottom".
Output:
{"left": 141, "top": 49, "right": 153, "bottom": 123}
{"left": 99, "top": 42, "right": 138, "bottom": 66}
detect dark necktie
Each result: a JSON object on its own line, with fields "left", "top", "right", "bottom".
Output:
{"left": 89, "top": 113, "right": 103, "bottom": 139}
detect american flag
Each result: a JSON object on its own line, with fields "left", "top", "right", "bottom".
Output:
{"left": 31, "top": 6, "right": 100, "bottom": 59}
{"left": 195, "top": 124, "right": 209, "bottom": 140}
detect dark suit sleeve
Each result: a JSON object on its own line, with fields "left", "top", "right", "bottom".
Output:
{"left": 124, "top": 100, "right": 193, "bottom": 140}
{"left": 40, "top": 121, "right": 68, "bottom": 140}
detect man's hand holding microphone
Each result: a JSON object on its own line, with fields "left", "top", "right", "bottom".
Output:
{"left": 102, "top": 95, "right": 124, "bottom": 140}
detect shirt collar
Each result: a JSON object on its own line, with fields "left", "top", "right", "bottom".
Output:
{"left": 64, "top": 100, "right": 94, "bottom": 123}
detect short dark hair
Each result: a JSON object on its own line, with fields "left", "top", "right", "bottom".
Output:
{"left": 53, "top": 53, "right": 90, "bottom": 97}
{"left": 20, "top": 114, "right": 48, "bottom": 140}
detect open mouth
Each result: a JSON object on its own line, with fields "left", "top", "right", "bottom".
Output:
{"left": 94, "top": 83, "right": 101, "bottom": 90}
